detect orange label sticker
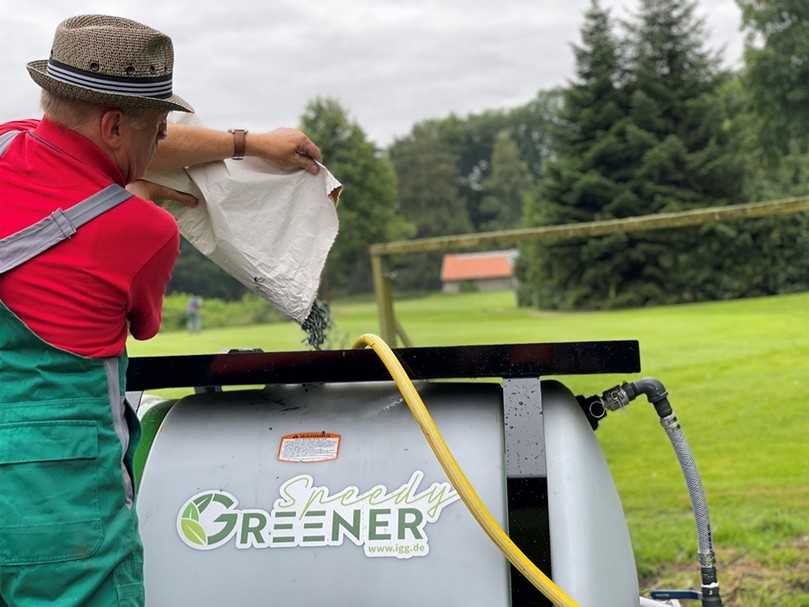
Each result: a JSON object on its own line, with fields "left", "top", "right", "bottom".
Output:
{"left": 278, "top": 432, "right": 341, "bottom": 463}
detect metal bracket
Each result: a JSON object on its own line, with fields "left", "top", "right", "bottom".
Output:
{"left": 503, "top": 377, "right": 546, "bottom": 478}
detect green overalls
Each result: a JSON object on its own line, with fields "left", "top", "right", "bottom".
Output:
{"left": 0, "top": 130, "right": 145, "bottom": 606}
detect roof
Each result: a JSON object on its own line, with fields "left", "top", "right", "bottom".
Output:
{"left": 441, "top": 250, "right": 517, "bottom": 282}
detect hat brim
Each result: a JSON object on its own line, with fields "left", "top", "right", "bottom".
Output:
{"left": 27, "top": 59, "right": 193, "bottom": 113}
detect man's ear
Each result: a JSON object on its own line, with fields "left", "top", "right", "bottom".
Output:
{"left": 99, "top": 109, "right": 125, "bottom": 150}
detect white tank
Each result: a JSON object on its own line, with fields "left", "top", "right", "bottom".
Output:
{"left": 137, "top": 380, "right": 639, "bottom": 606}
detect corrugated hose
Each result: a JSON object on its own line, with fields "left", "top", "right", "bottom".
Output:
{"left": 353, "top": 333, "right": 581, "bottom": 607}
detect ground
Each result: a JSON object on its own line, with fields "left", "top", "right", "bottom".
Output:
{"left": 129, "top": 290, "right": 809, "bottom": 606}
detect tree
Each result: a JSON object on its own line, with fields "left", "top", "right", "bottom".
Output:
{"left": 521, "top": 0, "right": 755, "bottom": 309}
{"left": 387, "top": 92, "right": 561, "bottom": 291}
{"left": 391, "top": 91, "right": 561, "bottom": 240}
{"left": 507, "top": 90, "right": 564, "bottom": 184}
{"left": 168, "top": 239, "right": 247, "bottom": 300}
{"left": 737, "top": 0, "right": 809, "bottom": 153}
{"left": 712, "top": 75, "right": 809, "bottom": 297}
{"left": 519, "top": 0, "right": 635, "bottom": 308}
{"left": 479, "top": 131, "right": 533, "bottom": 231}
{"left": 388, "top": 121, "right": 472, "bottom": 289}
{"left": 619, "top": 0, "right": 747, "bottom": 305}
{"left": 299, "top": 98, "right": 410, "bottom": 294}
{"left": 430, "top": 111, "right": 511, "bottom": 231}
{"left": 431, "top": 93, "right": 561, "bottom": 231}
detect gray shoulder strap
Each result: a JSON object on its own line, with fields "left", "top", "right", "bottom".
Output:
{"left": 0, "top": 184, "right": 133, "bottom": 275}
{"left": 0, "top": 130, "right": 20, "bottom": 157}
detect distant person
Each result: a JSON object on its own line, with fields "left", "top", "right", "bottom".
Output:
{"left": 0, "top": 14, "right": 322, "bottom": 606}
{"left": 186, "top": 294, "right": 204, "bottom": 333}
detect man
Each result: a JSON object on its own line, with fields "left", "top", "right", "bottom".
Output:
{"left": 186, "top": 295, "right": 203, "bottom": 333}
{"left": 0, "top": 15, "right": 321, "bottom": 606}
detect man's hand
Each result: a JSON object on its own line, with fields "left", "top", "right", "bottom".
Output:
{"left": 246, "top": 128, "right": 322, "bottom": 175}
{"left": 127, "top": 180, "right": 198, "bottom": 207}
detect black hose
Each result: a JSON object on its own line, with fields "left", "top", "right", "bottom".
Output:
{"left": 599, "top": 378, "right": 723, "bottom": 607}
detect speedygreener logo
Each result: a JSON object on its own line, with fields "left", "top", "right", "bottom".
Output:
{"left": 177, "top": 471, "right": 459, "bottom": 559}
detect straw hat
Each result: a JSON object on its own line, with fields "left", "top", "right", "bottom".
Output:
{"left": 27, "top": 15, "right": 193, "bottom": 113}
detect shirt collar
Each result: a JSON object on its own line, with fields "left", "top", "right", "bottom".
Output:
{"left": 33, "top": 117, "right": 126, "bottom": 186}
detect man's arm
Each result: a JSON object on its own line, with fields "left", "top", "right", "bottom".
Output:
{"left": 148, "top": 123, "right": 322, "bottom": 174}
{"left": 128, "top": 230, "right": 180, "bottom": 340}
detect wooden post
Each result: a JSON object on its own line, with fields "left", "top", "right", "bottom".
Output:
{"left": 395, "top": 319, "right": 414, "bottom": 348}
{"left": 371, "top": 254, "right": 397, "bottom": 344}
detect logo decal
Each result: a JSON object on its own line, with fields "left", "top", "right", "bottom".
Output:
{"left": 177, "top": 471, "right": 459, "bottom": 558}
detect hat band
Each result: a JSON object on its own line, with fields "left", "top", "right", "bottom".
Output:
{"left": 46, "top": 59, "right": 173, "bottom": 99}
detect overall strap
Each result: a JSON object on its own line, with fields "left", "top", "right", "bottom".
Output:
{"left": 0, "top": 130, "right": 20, "bottom": 157}
{"left": 0, "top": 184, "right": 133, "bottom": 275}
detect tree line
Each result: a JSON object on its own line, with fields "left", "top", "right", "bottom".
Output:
{"left": 170, "top": 0, "right": 809, "bottom": 310}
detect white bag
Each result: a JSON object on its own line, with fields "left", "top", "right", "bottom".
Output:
{"left": 148, "top": 154, "right": 341, "bottom": 324}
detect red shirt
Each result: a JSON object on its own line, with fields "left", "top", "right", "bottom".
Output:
{"left": 0, "top": 118, "right": 179, "bottom": 358}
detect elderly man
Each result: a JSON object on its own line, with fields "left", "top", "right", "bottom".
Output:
{"left": 0, "top": 15, "right": 320, "bottom": 606}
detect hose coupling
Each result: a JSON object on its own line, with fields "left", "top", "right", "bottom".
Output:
{"left": 699, "top": 555, "right": 722, "bottom": 606}
{"left": 699, "top": 551, "right": 717, "bottom": 569}
{"left": 600, "top": 384, "right": 631, "bottom": 411}
{"left": 660, "top": 413, "right": 680, "bottom": 431}
{"left": 624, "top": 378, "right": 673, "bottom": 418}
{"left": 700, "top": 580, "right": 723, "bottom": 606}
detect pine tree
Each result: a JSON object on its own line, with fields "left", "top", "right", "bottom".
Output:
{"left": 618, "top": 0, "right": 747, "bottom": 305}
{"left": 522, "top": 0, "right": 751, "bottom": 309}
{"left": 519, "top": 0, "right": 633, "bottom": 308}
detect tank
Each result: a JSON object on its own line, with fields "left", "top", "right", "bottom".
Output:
{"left": 130, "top": 342, "right": 641, "bottom": 606}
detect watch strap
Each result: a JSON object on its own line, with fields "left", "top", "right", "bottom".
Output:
{"left": 228, "top": 129, "right": 248, "bottom": 160}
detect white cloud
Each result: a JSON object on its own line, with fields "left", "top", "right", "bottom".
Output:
{"left": 0, "top": 0, "right": 743, "bottom": 146}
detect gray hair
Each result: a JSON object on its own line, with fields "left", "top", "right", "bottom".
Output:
{"left": 41, "top": 90, "right": 152, "bottom": 130}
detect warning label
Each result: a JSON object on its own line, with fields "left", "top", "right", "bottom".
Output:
{"left": 278, "top": 432, "right": 341, "bottom": 463}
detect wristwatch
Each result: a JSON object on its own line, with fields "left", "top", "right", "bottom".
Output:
{"left": 228, "top": 129, "right": 248, "bottom": 160}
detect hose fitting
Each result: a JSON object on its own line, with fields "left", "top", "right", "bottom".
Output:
{"left": 624, "top": 378, "right": 673, "bottom": 418}
{"left": 600, "top": 378, "right": 673, "bottom": 418}
{"left": 600, "top": 384, "right": 631, "bottom": 412}
{"left": 590, "top": 378, "right": 722, "bottom": 607}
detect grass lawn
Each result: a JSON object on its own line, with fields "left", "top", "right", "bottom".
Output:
{"left": 128, "top": 290, "right": 809, "bottom": 605}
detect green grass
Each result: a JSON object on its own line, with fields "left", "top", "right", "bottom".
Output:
{"left": 128, "top": 290, "right": 809, "bottom": 603}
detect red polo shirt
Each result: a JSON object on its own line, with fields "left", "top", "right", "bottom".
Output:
{"left": 0, "top": 117, "right": 179, "bottom": 358}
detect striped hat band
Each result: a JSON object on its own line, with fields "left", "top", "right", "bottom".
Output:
{"left": 46, "top": 58, "right": 173, "bottom": 99}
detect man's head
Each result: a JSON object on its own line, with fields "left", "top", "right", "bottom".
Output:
{"left": 41, "top": 90, "right": 168, "bottom": 182}
{"left": 28, "top": 15, "right": 192, "bottom": 181}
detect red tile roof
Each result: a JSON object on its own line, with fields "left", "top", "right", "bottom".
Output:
{"left": 441, "top": 251, "right": 516, "bottom": 282}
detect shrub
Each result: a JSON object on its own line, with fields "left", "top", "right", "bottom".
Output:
{"left": 160, "top": 293, "right": 286, "bottom": 332}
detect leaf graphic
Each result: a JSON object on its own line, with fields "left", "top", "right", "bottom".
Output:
{"left": 212, "top": 493, "right": 234, "bottom": 508}
{"left": 182, "top": 502, "right": 200, "bottom": 522}
{"left": 181, "top": 519, "right": 207, "bottom": 546}
{"left": 194, "top": 493, "right": 214, "bottom": 513}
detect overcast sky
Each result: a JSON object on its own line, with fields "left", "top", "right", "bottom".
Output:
{"left": 0, "top": 0, "right": 743, "bottom": 146}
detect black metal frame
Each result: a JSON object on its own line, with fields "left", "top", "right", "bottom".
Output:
{"left": 126, "top": 341, "right": 640, "bottom": 390}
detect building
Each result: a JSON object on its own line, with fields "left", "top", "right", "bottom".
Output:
{"left": 440, "top": 250, "right": 518, "bottom": 293}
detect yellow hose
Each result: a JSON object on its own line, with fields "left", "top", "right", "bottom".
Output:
{"left": 353, "top": 334, "right": 581, "bottom": 607}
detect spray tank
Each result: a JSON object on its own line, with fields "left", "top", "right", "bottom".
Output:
{"left": 128, "top": 338, "right": 721, "bottom": 606}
